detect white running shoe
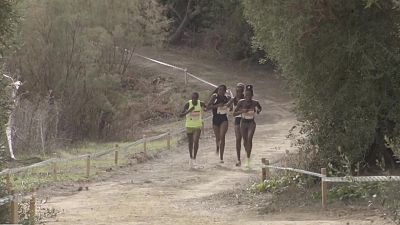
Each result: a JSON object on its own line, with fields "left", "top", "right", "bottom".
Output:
{"left": 245, "top": 158, "right": 251, "bottom": 169}
{"left": 189, "top": 159, "right": 193, "bottom": 168}
{"left": 192, "top": 159, "right": 197, "bottom": 168}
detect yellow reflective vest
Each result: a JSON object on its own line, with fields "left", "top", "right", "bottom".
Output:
{"left": 185, "top": 100, "right": 203, "bottom": 128}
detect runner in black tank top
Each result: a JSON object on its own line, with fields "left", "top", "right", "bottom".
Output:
{"left": 226, "top": 83, "right": 245, "bottom": 166}
{"left": 233, "top": 85, "right": 262, "bottom": 169}
{"left": 207, "top": 85, "right": 230, "bottom": 163}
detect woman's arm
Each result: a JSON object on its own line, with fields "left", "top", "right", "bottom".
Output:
{"left": 206, "top": 94, "right": 222, "bottom": 110}
{"left": 179, "top": 102, "right": 193, "bottom": 117}
{"left": 200, "top": 101, "right": 207, "bottom": 112}
{"left": 233, "top": 100, "right": 246, "bottom": 117}
{"left": 255, "top": 100, "right": 262, "bottom": 114}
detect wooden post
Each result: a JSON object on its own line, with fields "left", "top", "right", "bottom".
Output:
{"left": 29, "top": 189, "right": 36, "bottom": 224}
{"left": 52, "top": 162, "right": 57, "bottom": 180}
{"left": 284, "top": 150, "right": 289, "bottom": 175}
{"left": 86, "top": 155, "right": 91, "bottom": 178}
{"left": 167, "top": 130, "right": 171, "bottom": 150}
{"left": 143, "top": 134, "right": 147, "bottom": 154}
{"left": 265, "top": 159, "right": 270, "bottom": 179}
{"left": 114, "top": 149, "right": 119, "bottom": 166}
{"left": 184, "top": 68, "right": 188, "bottom": 86}
{"left": 321, "top": 168, "right": 327, "bottom": 209}
{"left": 6, "top": 173, "right": 12, "bottom": 193}
{"left": 10, "top": 190, "right": 18, "bottom": 224}
{"left": 261, "top": 158, "right": 267, "bottom": 182}
{"left": 298, "top": 149, "right": 303, "bottom": 166}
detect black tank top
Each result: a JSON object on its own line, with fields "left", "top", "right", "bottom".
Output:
{"left": 212, "top": 94, "right": 230, "bottom": 116}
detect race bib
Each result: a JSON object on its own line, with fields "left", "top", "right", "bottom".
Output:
{"left": 242, "top": 110, "right": 255, "bottom": 119}
{"left": 217, "top": 106, "right": 228, "bottom": 114}
{"left": 190, "top": 111, "right": 201, "bottom": 120}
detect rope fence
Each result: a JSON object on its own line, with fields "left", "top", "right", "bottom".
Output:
{"left": 259, "top": 153, "right": 400, "bottom": 209}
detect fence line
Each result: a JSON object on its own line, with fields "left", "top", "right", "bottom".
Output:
{"left": 323, "top": 176, "right": 400, "bottom": 183}
{"left": 262, "top": 163, "right": 400, "bottom": 183}
{"left": 260, "top": 156, "right": 400, "bottom": 209}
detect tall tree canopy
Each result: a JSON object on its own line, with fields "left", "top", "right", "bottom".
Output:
{"left": 243, "top": 0, "right": 400, "bottom": 172}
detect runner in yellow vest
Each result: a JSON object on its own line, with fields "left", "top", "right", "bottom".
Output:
{"left": 180, "top": 92, "right": 206, "bottom": 168}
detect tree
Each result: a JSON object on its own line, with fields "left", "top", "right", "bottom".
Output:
{"left": 162, "top": 0, "right": 254, "bottom": 59}
{"left": 243, "top": 0, "right": 400, "bottom": 172}
{"left": 5, "top": 0, "right": 169, "bottom": 153}
{"left": 0, "top": 0, "right": 18, "bottom": 222}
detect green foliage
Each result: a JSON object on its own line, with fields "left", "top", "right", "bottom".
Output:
{"left": 0, "top": 0, "right": 17, "bottom": 54}
{"left": 243, "top": 0, "right": 400, "bottom": 168}
{"left": 328, "top": 183, "right": 384, "bottom": 201}
{"left": 250, "top": 174, "right": 308, "bottom": 193}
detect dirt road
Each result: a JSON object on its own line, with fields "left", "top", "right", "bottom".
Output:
{"left": 45, "top": 49, "right": 394, "bottom": 225}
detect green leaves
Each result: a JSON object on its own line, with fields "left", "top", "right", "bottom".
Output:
{"left": 243, "top": 0, "right": 400, "bottom": 170}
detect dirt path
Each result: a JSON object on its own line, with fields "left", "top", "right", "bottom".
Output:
{"left": 44, "top": 49, "right": 394, "bottom": 225}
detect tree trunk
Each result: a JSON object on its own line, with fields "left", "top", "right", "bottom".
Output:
{"left": 364, "top": 121, "right": 399, "bottom": 172}
{"left": 6, "top": 115, "right": 15, "bottom": 160}
{"left": 168, "top": 0, "right": 201, "bottom": 44}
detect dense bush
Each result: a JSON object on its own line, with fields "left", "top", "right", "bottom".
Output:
{"left": 243, "top": 0, "right": 400, "bottom": 172}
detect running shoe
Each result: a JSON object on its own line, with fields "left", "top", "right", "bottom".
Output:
{"left": 245, "top": 158, "right": 251, "bottom": 169}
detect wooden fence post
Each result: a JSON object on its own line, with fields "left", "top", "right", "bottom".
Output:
{"left": 298, "top": 149, "right": 303, "bottom": 167}
{"left": 114, "top": 149, "right": 119, "bottom": 166}
{"left": 184, "top": 68, "right": 188, "bottom": 86}
{"left": 284, "top": 150, "right": 289, "bottom": 175}
{"left": 167, "top": 130, "right": 171, "bottom": 150}
{"left": 29, "top": 189, "right": 36, "bottom": 224}
{"left": 321, "top": 168, "right": 327, "bottom": 209}
{"left": 143, "top": 134, "right": 147, "bottom": 154}
{"left": 261, "top": 158, "right": 267, "bottom": 182}
{"left": 10, "top": 190, "right": 18, "bottom": 224}
{"left": 6, "top": 173, "right": 12, "bottom": 193}
{"left": 52, "top": 162, "right": 57, "bottom": 180}
{"left": 86, "top": 155, "right": 91, "bottom": 178}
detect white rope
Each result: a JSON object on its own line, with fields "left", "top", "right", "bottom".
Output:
{"left": 146, "top": 132, "right": 169, "bottom": 142}
{"left": 55, "top": 154, "right": 90, "bottom": 163}
{"left": 0, "top": 195, "right": 12, "bottom": 206}
{"left": 0, "top": 193, "right": 32, "bottom": 206}
{"left": 91, "top": 148, "right": 116, "bottom": 159}
{"left": 133, "top": 53, "right": 223, "bottom": 90}
{"left": 0, "top": 158, "right": 55, "bottom": 176}
{"left": 263, "top": 165, "right": 324, "bottom": 178}
{"left": 186, "top": 72, "right": 218, "bottom": 88}
{"left": 263, "top": 164, "right": 400, "bottom": 183}
{"left": 134, "top": 53, "right": 185, "bottom": 71}
{"left": 323, "top": 176, "right": 400, "bottom": 183}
